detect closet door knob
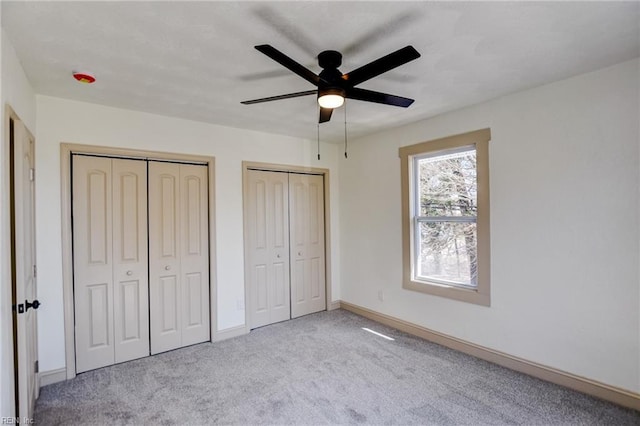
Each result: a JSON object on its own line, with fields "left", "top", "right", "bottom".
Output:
{"left": 126, "top": 270, "right": 133, "bottom": 276}
{"left": 276, "top": 254, "right": 281, "bottom": 258}
{"left": 165, "top": 265, "right": 171, "bottom": 271}
{"left": 298, "top": 251, "right": 302, "bottom": 256}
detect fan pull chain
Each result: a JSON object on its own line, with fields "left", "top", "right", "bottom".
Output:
{"left": 317, "top": 122, "right": 321, "bottom": 160}
{"left": 344, "top": 100, "right": 348, "bottom": 159}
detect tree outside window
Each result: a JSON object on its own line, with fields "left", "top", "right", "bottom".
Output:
{"left": 415, "top": 148, "right": 477, "bottom": 287}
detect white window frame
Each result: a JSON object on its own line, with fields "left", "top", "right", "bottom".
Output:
{"left": 399, "top": 128, "right": 491, "bottom": 306}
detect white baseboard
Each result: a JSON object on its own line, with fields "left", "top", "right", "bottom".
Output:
{"left": 214, "top": 325, "right": 248, "bottom": 342}
{"left": 328, "top": 301, "right": 341, "bottom": 311}
{"left": 340, "top": 301, "right": 640, "bottom": 411}
{"left": 39, "top": 368, "right": 67, "bottom": 387}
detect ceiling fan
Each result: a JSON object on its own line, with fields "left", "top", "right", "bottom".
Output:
{"left": 241, "top": 44, "right": 421, "bottom": 123}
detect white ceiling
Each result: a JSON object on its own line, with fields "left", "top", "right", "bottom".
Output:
{"left": 3, "top": 1, "right": 639, "bottom": 142}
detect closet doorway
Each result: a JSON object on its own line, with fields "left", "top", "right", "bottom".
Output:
{"left": 61, "top": 145, "right": 216, "bottom": 378}
{"left": 243, "top": 162, "right": 333, "bottom": 330}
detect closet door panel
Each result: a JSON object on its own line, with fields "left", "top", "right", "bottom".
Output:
{"left": 159, "top": 276, "right": 179, "bottom": 330}
{"left": 289, "top": 173, "right": 326, "bottom": 318}
{"left": 269, "top": 175, "right": 290, "bottom": 324}
{"left": 246, "top": 170, "right": 290, "bottom": 328}
{"left": 292, "top": 259, "right": 305, "bottom": 304}
{"left": 149, "top": 162, "right": 211, "bottom": 352}
{"left": 149, "top": 162, "right": 182, "bottom": 354}
{"left": 248, "top": 174, "right": 269, "bottom": 327}
{"left": 72, "top": 155, "right": 115, "bottom": 373}
{"left": 180, "top": 164, "right": 210, "bottom": 345}
{"left": 112, "top": 159, "right": 149, "bottom": 363}
{"left": 273, "top": 262, "right": 287, "bottom": 310}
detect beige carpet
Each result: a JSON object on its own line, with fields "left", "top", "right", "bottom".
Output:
{"left": 35, "top": 309, "right": 639, "bottom": 425}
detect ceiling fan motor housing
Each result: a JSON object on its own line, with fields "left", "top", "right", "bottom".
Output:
{"left": 318, "top": 51, "right": 346, "bottom": 102}
{"left": 318, "top": 50, "right": 342, "bottom": 69}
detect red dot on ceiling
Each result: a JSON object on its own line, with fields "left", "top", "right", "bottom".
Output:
{"left": 72, "top": 72, "right": 96, "bottom": 84}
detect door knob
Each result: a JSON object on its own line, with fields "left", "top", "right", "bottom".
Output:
{"left": 276, "top": 254, "right": 281, "bottom": 258}
{"left": 298, "top": 251, "right": 302, "bottom": 256}
{"left": 26, "top": 300, "right": 40, "bottom": 311}
{"left": 126, "top": 270, "right": 133, "bottom": 276}
{"left": 20, "top": 299, "right": 40, "bottom": 313}
{"left": 165, "top": 265, "right": 171, "bottom": 271}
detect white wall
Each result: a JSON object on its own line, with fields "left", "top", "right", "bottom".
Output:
{"left": 1, "top": 30, "right": 36, "bottom": 128}
{"left": 0, "top": 29, "right": 37, "bottom": 417}
{"left": 35, "top": 96, "right": 340, "bottom": 373}
{"left": 339, "top": 59, "right": 640, "bottom": 393}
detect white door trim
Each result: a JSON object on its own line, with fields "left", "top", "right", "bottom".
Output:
{"left": 242, "top": 161, "right": 335, "bottom": 333}
{"left": 2, "top": 105, "right": 17, "bottom": 418}
{"left": 60, "top": 143, "right": 217, "bottom": 380}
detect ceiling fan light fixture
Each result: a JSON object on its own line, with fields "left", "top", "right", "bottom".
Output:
{"left": 318, "top": 88, "right": 345, "bottom": 109}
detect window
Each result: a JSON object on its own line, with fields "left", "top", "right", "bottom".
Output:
{"left": 399, "top": 129, "right": 491, "bottom": 306}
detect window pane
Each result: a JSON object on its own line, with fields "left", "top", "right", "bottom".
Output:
{"left": 418, "top": 149, "right": 477, "bottom": 217}
{"left": 417, "top": 221, "right": 477, "bottom": 287}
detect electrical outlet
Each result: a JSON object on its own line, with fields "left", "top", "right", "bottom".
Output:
{"left": 378, "top": 290, "right": 384, "bottom": 302}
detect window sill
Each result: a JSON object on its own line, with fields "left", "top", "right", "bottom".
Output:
{"left": 403, "top": 279, "right": 491, "bottom": 306}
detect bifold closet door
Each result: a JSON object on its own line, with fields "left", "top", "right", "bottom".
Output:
{"left": 246, "top": 170, "right": 291, "bottom": 329}
{"left": 73, "top": 156, "right": 149, "bottom": 373}
{"left": 149, "top": 161, "right": 210, "bottom": 354}
{"left": 289, "top": 173, "right": 326, "bottom": 318}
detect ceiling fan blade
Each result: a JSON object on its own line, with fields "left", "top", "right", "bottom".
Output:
{"left": 342, "top": 46, "right": 421, "bottom": 86}
{"left": 254, "top": 7, "right": 320, "bottom": 57}
{"left": 341, "top": 13, "right": 420, "bottom": 56}
{"left": 239, "top": 68, "right": 295, "bottom": 82}
{"left": 319, "top": 107, "right": 333, "bottom": 123}
{"left": 255, "top": 45, "right": 320, "bottom": 86}
{"left": 241, "top": 90, "right": 317, "bottom": 105}
{"left": 346, "top": 87, "right": 414, "bottom": 107}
